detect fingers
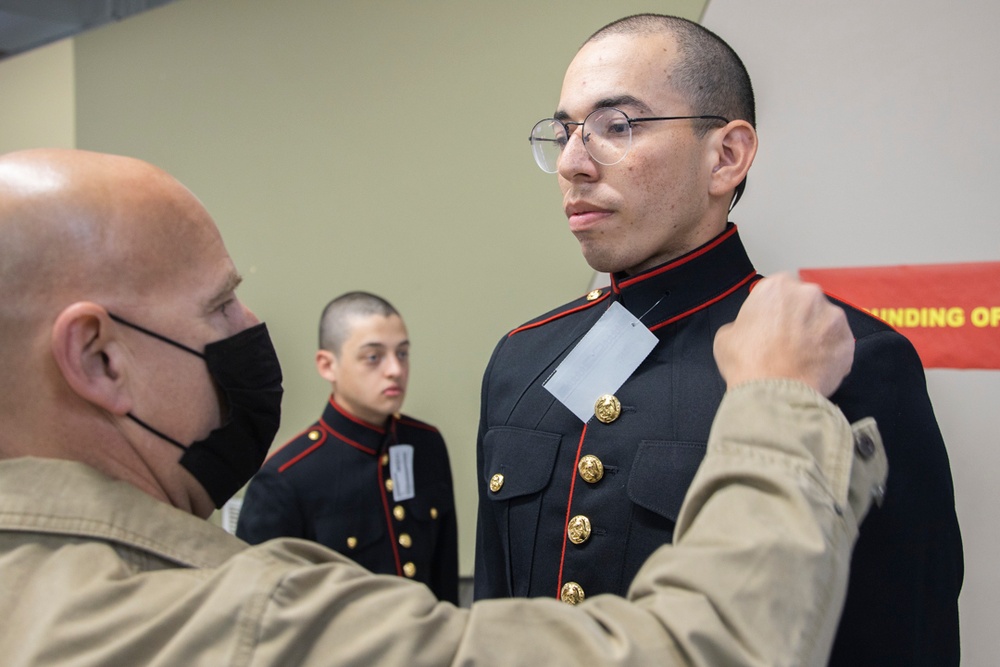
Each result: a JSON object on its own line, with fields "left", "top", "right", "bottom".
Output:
{"left": 714, "top": 273, "right": 854, "bottom": 396}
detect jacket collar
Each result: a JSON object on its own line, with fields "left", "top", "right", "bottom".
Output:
{"left": 319, "top": 397, "right": 394, "bottom": 455}
{"left": 609, "top": 224, "right": 758, "bottom": 331}
{"left": 0, "top": 457, "right": 246, "bottom": 568}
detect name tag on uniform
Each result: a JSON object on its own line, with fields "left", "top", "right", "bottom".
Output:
{"left": 543, "top": 301, "right": 657, "bottom": 423}
{"left": 389, "top": 444, "right": 415, "bottom": 502}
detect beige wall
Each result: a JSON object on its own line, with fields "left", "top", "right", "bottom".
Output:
{"left": 0, "top": 38, "right": 75, "bottom": 152}
{"left": 67, "top": 0, "right": 706, "bottom": 576}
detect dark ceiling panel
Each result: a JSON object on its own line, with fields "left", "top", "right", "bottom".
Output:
{"left": 0, "top": 0, "right": 177, "bottom": 60}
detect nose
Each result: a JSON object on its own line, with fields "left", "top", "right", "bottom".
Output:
{"left": 384, "top": 353, "right": 404, "bottom": 378}
{"left": 557, "top": 125, "right": 598, "bottom": 180}
{"left": 239, "top": 299, "right": 261, "bottom": 328}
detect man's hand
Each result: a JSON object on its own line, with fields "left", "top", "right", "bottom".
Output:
{"left": 714, "top": 273, "right": 854, "bottom": 397}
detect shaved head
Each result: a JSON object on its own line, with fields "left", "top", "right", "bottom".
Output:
{"left": 0, "top": 150, "right": 222, "bottom": 405}
{"left": 0, "top": 149, "right": 218, "bottom": 321}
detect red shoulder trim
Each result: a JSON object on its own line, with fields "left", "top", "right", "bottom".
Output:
{"left": 508, "top": 290, "right": 610, "bottom": 337}
{"left": 276, "top": 428, "right": 328, "bottom": 473}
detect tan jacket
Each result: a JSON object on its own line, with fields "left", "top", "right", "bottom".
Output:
{"left": 0, "top": 380, "right": 886, "bottom": 666}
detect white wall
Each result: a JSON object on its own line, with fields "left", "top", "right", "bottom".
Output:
{"left": 703, "top": 2, "right": 999, "bottom": 663}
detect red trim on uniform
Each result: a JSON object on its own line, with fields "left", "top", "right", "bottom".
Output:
{"left": 319, "top": 420, "right": 378, "bottom": 455}
{"left": 396, "top": 416, "right": 439, "bottom": 433}
{"left": 823, "top": 289, "right": 892, "bottom": 332}
{"left": 264, "top": 424, "right": 321, "bottom": 462}
{"left": 648, "top": 271, "right": 758, "bottom": 332}
{"left": 508, "top": 292, "right": 610, "bottom": 337}
{"left": 277, "top": 432, "right": 327, "bottom": 473}
{"left": 555, "top": 423, "right": 589, "bottom": 599}
{"left": 614, "top": 225, "right": 740, "bottom": 293}
{"left": 377, "top": 442, "right": 403, "bottom": 577}
{"left": 328, "top": 397, "right": 387, "bottom": 435}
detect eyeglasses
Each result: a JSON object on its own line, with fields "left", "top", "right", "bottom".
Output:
{"left": 529, "top": 107, "right": 730, "bottom": 173}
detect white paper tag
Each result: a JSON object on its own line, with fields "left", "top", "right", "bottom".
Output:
{"left": 389, "top": 444, "right": 415, "bottom": 502}
{"left": 543, "top": 301, "right": 657, "bottom": 423}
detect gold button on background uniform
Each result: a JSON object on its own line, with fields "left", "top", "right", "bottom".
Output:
{"left": 380, "top": 453, "right": 389, "bottom": 466}
{"left": 346, "top": 536, "right": 358, "bottom": 549}
{"left": 307, "top": 430, "right": 321, "bottom": 441}
{"left": 586, "top": 288, "right": 603, "bottom": 301}
{"left": 489, "top": 473, "right": 505, "bottom": 493}
{"left": 403, "top": 562, "right": 416, "bottom": 578}
{"left": 385, "top": 478, "right": 393, "bottom": 492}
{"left": 398, "top": 533, "right": 412, "bottom": 548}
{"left": 393, "top": 505, "right": 405, "bottom": 521}
{"left": 560, "top": 581, "right": 585, "bottom": 605}
{"left": 578, "top": 455, "right": 604, "bottom": 483}
{"left": 430, "top": 507, "right": 438, "bottom": 519}
{"left": 567, "top": 515, "right": 592, "bottom": 544}
{"left": 594, "top": 394, "right": 621, "bottom": 424}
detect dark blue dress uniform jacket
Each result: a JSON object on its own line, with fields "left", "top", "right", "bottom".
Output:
{"left": 474, "top": 224, "right": 963, "bottom": 666}
{"left": 238, "top": 398, "right": 459, "bottom": 604}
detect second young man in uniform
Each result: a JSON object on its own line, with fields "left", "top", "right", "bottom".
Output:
{"left": 239, "top": 292, "right": 458, "bottom": 603}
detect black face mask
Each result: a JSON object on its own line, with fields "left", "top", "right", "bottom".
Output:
{"left": 109, "top": 313, "right": 283, "bottom": 508}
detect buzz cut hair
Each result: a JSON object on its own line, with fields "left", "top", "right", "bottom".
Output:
{"left": 318, "top": 291, "right": 399, "bottom": 354}
{"left": 585, "top": 14, "right": 756, "bottom": 131}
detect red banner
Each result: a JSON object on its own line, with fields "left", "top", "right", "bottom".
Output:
{"left": 799, "top": 262, "right": 1000, "bottom": 370}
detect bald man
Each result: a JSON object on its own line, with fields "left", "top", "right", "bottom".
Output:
{"left": 0, "top": 148, "right": 885, "bottom": 666}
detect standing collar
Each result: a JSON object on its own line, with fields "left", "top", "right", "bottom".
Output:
{"left": 609, "top": 224, "right": 758, "bottom": 331}
{"left": 319, "top": 397, "right": 395, "bottom": 455}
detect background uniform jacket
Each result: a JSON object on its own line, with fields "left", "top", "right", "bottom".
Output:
{"left": 0, "top": 381, "right": 888, "bottom": 667}
{"left": 238, "top": 397, "right": 459, "bottom": 603}
{"left": 475, "top": 224, "right": 963, "bottom": 667}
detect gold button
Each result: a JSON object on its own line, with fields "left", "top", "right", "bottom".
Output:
{"left": 560, "top": 581, "right": 585, "bottom": 605}
{"left": 578, "top": 455, "right": 604, "bottom": 483}
{"left": 393, "top": 505, "right": 405, "bottom": 521}
{"left": 594, "top": 394, "right": 621, "bottom": 424}
{"left": 586, "top": 289, "right": 603, "bottom": 301}
{"left": 403, "top": 562, "right": 416, "bottom": 578}
{"left": 489, "top": 473, "right": 505, "bottom": 493}
{"left": 385, "top": 478, "right": 394, "bottom": 492}
{"left": 398, "top": 533, "right": 412, "bottom": 548}
{"left": 381, "top": 453, "right": 389, "bottom": 466}
{"left": 346, "top": 536, "right": 358, "bottom": 549}
{"left": 430, "top": 507, "right": 439, "bottom": 519}
{"left": 567, "top": 515, "right": 592, "bottom": 544}
{"left": 307, "top": 430, "right": 321, "bottom": 441}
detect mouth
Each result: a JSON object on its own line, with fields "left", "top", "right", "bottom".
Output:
{"left": 565, "top": 201, "right": 613, "bottom": 232}
{"left": 383, "top": 386, "right": 403, "bottom": 398}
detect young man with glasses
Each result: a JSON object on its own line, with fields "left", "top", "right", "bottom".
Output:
{"left": 475, "top": 14, "right": 962, "bottom": 667}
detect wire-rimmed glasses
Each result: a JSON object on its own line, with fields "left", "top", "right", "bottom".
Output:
{"left": 529, "top": 107, "right": 729, "bottom": 173}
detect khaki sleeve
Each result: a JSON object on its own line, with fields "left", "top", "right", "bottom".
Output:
{"left": 245, "top": 380, "right": 886, "bottom": 667}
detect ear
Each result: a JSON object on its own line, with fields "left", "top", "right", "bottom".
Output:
{"left": 707, "top": 120, "right": 758, "bottom": 200}
{"left": 315, "top": 349, "right": 339, "bottom": 385}
{"left": 50, "top": 302, "right": 132, "bottom": 415}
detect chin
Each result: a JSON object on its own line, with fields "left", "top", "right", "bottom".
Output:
{"left": 580, "top": 244, "right": 628, "bottom": 275}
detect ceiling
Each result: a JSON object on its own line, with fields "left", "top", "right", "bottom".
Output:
{"left": 0, "top": 0, "right": 177, "bottom": 61}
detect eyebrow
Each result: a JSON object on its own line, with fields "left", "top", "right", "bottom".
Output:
{"left": 554, "top": 95, "right": 654, "bottom": 121}
{"left": 205, "top": 270, "right": 243, "bottom": 311}
{"left": 359, "top": 340, "right": 410, "bottom": 350}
